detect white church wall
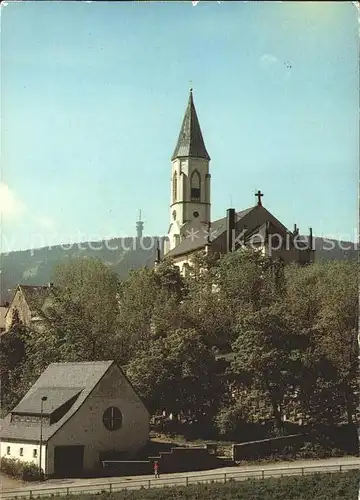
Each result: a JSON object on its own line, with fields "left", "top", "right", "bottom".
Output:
{"left": 173, "top": 254, "right": 193, "bottom": 274}
{"left": 47, "top": 364, "right": 149, "bottom": 475}
{"left": 168, "top": 154, "right": 211, "bottom": 253}
{"left": 0, "top": 441, "right": 47, "bottom": 472}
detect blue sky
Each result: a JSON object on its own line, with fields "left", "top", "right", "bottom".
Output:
{"left": 1, "top": 1, "right": 358, "bottom": 251}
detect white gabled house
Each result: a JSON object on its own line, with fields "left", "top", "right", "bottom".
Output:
{"left": 0, "top": 361, "right": 149, "bottom": 477}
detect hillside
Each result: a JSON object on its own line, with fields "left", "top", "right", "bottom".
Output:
{"left": 0, "top": 236, "right": 356, "bottom": 303}
{"left": 0, "top": 237, "right": 161, "bottom": 303}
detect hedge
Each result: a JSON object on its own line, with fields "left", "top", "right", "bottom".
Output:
{"left": 37, "top": 470, "right": 359, "bottom": 500}
{"left": 0, "top": 457, "right": 41, "bottom": 481}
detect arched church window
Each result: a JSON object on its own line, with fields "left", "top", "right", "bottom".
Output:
{"left": 173, "top": 172, "right": 178, "bottom": 202}
{"left": 190, "top": 170, "right": 201, "bottom": 202}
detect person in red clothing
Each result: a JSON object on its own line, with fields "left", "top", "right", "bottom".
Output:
{"left": 154, "top": 460, "right": 160, "bottom": 478}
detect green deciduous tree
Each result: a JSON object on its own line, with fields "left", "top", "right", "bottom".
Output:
{"left": 30, "top": 257, "right": 124, "bottom": 367}
{"left": 0, "top": 314, "right": 31, "bottom": 413}
{"left": 231, "top": 304, "right": 311, "bottom": 431}
{"left": 126, "top": 328, "right": 225, "bottom": 429}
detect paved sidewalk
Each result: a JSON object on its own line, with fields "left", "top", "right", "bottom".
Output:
{"left": 2, "top": 455, "right": 359, "bottom": 496}
{"left": 0, "top": 473, "right": 25, "bottom": 491}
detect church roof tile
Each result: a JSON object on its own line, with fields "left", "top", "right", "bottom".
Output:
{"left": 166, "top": 206, "right": 255, "bottom": 258}
{"left": 171, "top": 89, "right": 210, "bottom": 161}
{"left": 1, "top": 361, "right": 113, "bottom": 442}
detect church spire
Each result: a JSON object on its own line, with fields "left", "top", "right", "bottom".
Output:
{"left": 171, "top": 89, "right": 210, "bottom": 161}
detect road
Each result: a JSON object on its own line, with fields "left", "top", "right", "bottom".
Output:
{"left": 1, "top": 456, "right": 359, "bottom": 498}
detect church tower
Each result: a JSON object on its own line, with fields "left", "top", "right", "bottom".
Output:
{"left": 166, "top": 89, "right": 211, "bottom": 252}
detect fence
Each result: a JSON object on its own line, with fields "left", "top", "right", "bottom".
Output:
{"left": 2, "top": 462, "right": 359, "bottom": 499}
{"left": 232, "top": 433, "right": 306, "bottom": 461}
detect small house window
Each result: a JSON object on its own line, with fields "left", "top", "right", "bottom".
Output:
{"left": 19, "top": 448, "right": 24, "bottom": 457}
{"left": 33, "top": 449, "right": 38, "bottom": 458}
{"left": 6, "top": 446, "right": 10, "bottom": 455}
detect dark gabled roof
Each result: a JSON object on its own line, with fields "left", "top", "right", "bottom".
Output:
{"left": 171, "top": 89, "right": 210, "bottom": 161}
{"left": 19, "top": 285, "right": 53, "bottom": 310}
{"left": 5, "top": 285, "right": 54, "bottom": 320}
{"left": 13, "top": 387, "right": 82, "bottom": 416}
{"left": 244, "top": 220, "right": 289, "bottom": 243}
{"left": 166, "top": 206, "right": 255, "bottom": 258}
{"left": 243, "top": 222, "right": 268, "bottom": 242}
{"left": 1, "top": 361, "right": 113, "bottom": 442}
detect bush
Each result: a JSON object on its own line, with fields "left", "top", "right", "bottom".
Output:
{"left": 0, "top": 457, "right": 23, "bottom": 477}
{"left": 22, "top": 461, "right": 42, "bottom": 481}
{"left": 1, "top": 456, "right": 41, "bottom": 481}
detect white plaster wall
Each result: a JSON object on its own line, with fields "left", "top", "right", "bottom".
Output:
{"left": 173, "top": 254, "right": 193, "bottom": 274}
{"left": 4, "top": 290, "right": 31, "bottom": 331}
{"left": 0, "top": 441, "right": 47, "bottom": 472}
{"left": 47, "top": 364, "right": 149, "bottom": 475}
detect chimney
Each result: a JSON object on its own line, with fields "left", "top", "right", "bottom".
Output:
{"left": 293, "top": 224, "right": 298, "bottom": 236}
{"left": 226, "top": 208, "right": 236, "bottom": 253}
{"left": 48, "top": 282, "right": 53, "bottom": 288}
{"left": 205, "top": 221, "right": 212, "bottom": 255}
{"left": 265, "top": 221, "right": 270, "bottom": 241}
{"left": 309, "top": 227, "right": 313, "bottom": 250}
{"left": 154, "top": 239, "right": 161, "bottom": 267}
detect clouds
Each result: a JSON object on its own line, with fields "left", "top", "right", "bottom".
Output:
{"left": 0, "top": 181, "right": 56, "bottom": 234}
{"left": 0, "top": 182, "right": 26, "bottom": 220}
{"left": 259, "top": 53, "right": 292, "bottom": 82}
{"left": 259, "top": 53, "right": 279, "bottom": 69}
{"left": 37, "top": 215, "right": 56, "bottom": 231}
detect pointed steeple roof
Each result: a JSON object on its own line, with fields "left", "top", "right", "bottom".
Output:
{"left": 171, "top": 89, "right": 210, "bottom": 161}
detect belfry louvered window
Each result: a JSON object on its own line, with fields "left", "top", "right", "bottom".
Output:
{"left": 190, "top": 171, "right": 201, "bottom": 202}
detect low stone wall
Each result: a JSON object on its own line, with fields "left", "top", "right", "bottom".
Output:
{"left": 149, "top": 445, "right": 228, "bottom": 474}
{"left": 232, "top": 434, "right": 306, "bottom": 462}
{"left": 100, "top": 445, "right": 229, "bottom": 476}
{"left": 100, "top": 460, "right": 151, "bottom": 477}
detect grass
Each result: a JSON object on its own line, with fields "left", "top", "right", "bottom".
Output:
{"left": 31, "top": 470, "right": 360, "bottom": 499}
{"left": 149, "top": 432, "right": 235, "bottom": 457}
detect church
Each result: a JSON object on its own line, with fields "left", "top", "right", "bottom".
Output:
{"left": 0, "top": 361, "right": 149, "bottom": 477}
{"left": 162, "top": 89, "right": 314, "bottom": 273}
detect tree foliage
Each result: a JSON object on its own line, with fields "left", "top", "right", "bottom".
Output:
{"left": 0, "top": 251, "right": 357, "bottom": 440}
{"left": 0, "top": 313, "right": 31, "bottom": 413}
{"left": 126, "top": 328, "right": 223, "bottom": 426}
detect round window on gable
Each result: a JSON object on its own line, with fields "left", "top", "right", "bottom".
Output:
{"left": 102, "top": 406, "right": 123, "bottom": 431}
{"left": 270, "top": 235, "right": 281, "bottom": 249}
{"left": 193, "top": 211, "right": 199, "bottom": 218}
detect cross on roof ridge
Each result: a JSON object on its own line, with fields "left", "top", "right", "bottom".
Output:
{"left": 255, "top": 190, "right": 264, "bottom": 206}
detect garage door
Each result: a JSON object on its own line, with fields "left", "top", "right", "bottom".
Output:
{"left": 54, "top": 445, "right": 84, "bottom": 477}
